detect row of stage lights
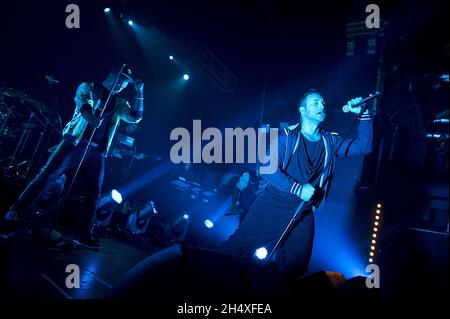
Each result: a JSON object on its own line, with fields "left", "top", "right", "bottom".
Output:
{"left": 369, "top": 203, "right": 382, "bottom": 263}
{"left": 104, "top": 8, "right": 190, "bottom": 81}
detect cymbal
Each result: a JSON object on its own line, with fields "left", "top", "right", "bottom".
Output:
{"left": 0, "top": 87, "right": 54, "bottom": 113}
{"left": 0, "top": 87, "right": 28, "bottom": 99}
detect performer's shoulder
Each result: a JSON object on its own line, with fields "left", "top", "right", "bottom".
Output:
{"left": 283, "top": 123, "right": 299, "bottom": 135}
{"left": 77, "top": 81, "right": 94, "bottom": 90}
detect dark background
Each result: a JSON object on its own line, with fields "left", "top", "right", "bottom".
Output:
{"left": 0, "top": 0, "right": 448, "bottom": 297}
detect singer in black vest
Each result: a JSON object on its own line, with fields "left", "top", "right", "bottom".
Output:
{"left": 0, "top": 66, "right": 144, "bottom": 248}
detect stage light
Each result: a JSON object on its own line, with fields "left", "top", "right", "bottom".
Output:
{"left": 183, "top": 213, "right": 189, "bottom": 220}
{"left": 183, "top": 73, "right": 189, "bottom": 81}
{"left": 104, "top": 8, "right": 111, "bottom": 13}
{"left": 204, "top": 219, "right": 214, "bottom": 228}
{"left": 368, "top": 202, "right": 382, "bottom": 264}
{"left": 254, "top": 247, "right": 268, "bottom": 260}
{"left": 169, "top": 55, "right": 174, "bottom": 60}
{"left": 128, "top": 20, "right": 134, "bottom": 26}
{"left": 111, "top": 189, "right": 122, "bottom": 204}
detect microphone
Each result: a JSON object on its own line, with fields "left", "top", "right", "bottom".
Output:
{"left": 45, "top": 75, "right": 59, "bottom": 84}
{"left": 342, "top": 91, "right": 381, "bottom": 113}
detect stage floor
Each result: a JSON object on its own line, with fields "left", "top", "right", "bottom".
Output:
{"left": 0, "top": 227, "right": 159, "bottom": 299}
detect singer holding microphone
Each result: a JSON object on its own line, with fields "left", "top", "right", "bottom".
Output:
{"left": 218, "top": 89, "right": 373, "bottom": 284}
{"left": 0, "top": 65, "right": 144, "bottom": 248}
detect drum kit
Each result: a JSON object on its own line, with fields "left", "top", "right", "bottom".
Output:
{"left": 0, "top": 86, "right": 153, "bottom": 181}
{"left": 0, "top": 87, "right": 60, "bottom": 180}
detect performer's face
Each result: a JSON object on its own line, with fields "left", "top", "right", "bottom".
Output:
{"left": 105, "top": 73, "right": 130, "bottom": 93}
{"left": 299, "top": 93, "right": 326, "bottom": 124}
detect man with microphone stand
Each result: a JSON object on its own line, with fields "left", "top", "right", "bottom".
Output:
{"left": 218, "top": 89, "right": 374, "bottom": 284}
{"left": 0, "top": 65, "right": 144, "bottom": 249}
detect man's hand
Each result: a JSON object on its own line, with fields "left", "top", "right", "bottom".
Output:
{"left": 298, "top": 183, "right": 315, "bottom": 202}
{"left": 345, "top": 97, "right": 368, "bottom": 115}
{"left": 134, "top": 80, "right": 144, "bottom": 97}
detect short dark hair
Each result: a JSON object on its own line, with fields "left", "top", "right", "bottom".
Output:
{"left": 297, "top": 89, "right": 322, "bottom": 109}
{"left": 108, "top": 65, "right": 133, "bottom": 80}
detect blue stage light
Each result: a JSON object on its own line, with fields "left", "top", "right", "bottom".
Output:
{"left": 104, "top": 8, "right": 111, "bottom": 13}
{"left": 204, "top": 219, "right": 214, "bottom": 228}
{"left": 183, "top": 213, "right": 189, "bottom": 220}
{"left": 111, "top": 189, "right": 123, "bottom": 204}
{"left": 169, "top": 55, "right": 174, "bottom": 60}
{"left": 183, "top": 74, "right": 189, "bottom": 81}
{"left": 254, "top": 247, "right": 268, "bottom": 260}
{"left": 128, "top": 20, "right": 134, "bottom": 26}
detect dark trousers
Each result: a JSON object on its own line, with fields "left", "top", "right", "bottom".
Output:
{"left": 218, "top": 193, "right": 315, "bottom": 282}
{"left": 10, "top": 140, "right": 105, "bottom": 236}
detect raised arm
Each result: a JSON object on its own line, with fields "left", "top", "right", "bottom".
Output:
{"left": 335, "top": 113, "right": 373, "bottom": 158}
{"left": 259, "top": 129, "right": 302, "bottom": 196}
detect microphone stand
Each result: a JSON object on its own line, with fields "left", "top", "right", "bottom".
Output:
{"left": 267, "top": 103, "right": 371, "bottom": 261}
{"left": 25, "top": 118, "right": 47, "bottom": 179}
{"left": 44, "top": 64, "right": 127, "bottom": 241}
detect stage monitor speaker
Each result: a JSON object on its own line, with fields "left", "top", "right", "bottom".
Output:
{"left": 111, "top": 244, "right": 290, "bottom": 299}
{"left": 295, "top": 271, "right": 346, "bottom": 295}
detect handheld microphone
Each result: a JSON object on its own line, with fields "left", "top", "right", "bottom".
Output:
{"left": 45, "top": 75, "right": 59, "bottom": 84}
{"left": 342, "top": 91, "right": 381, "bottom": 113}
